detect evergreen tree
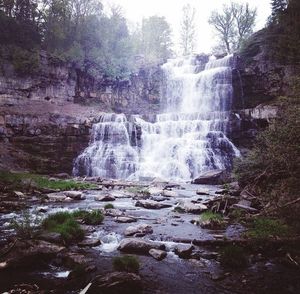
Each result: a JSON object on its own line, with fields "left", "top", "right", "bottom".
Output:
{"left": 269, "top": 0, "right": 288, "bottom": 24}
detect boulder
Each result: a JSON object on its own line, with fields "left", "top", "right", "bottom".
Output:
{"left": 124, "top": 224, "right": 153, "bottom": 237}
{"left": 94, "top": 195, "right": 116, "bottom": 202}
{"left": 78, "top": 238, "right": 101, "bottom": 247}
{"left": 149, "top": 249, "right": 167, "bottom": 261}
{"left": 104, "top": 208, "right": 123, "bottom": 217}
{"left": 174, "top": 244, "right": 194, "bottom": 259}
{"left": 162, "top": 190, "right": 177, "bottom": 197}
{"left": 115, "top": 216, "right": 137, "bottom": 223}
{"left": 177, "top": 201, "right": 208, "bottom": 214}
{"left": 92, "top": 272, "right": 142, "bottom": 293}
{"left": 148, "top": 187, "right": 163, "bottom": 195}
{"left": 38, "top": 232, "right": 62, "bottom": 244}
{"left": 46, "top": 193, "right": 68, "bottom": 202}
{"left": 192, "top": 169, "right": 228, "bottom": 185}
{"left": 135, "top": 200, "right": 172, "bottom": 209}
{"left": 118, "top": 238, "right": 165, "bottom": 254}
{"left": 64, "top": 191, "right": 85, "bottom": 200}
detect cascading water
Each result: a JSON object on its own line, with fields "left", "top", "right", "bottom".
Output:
{"left": 73, "top": 55, "right": 240, "bottom": 181}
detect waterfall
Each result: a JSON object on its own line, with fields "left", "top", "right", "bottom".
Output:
{"left": 73, "top": 55, "right": 240, "bottom": 181}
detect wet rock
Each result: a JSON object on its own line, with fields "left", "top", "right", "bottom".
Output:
{"left": 177, "top": 201, "right": 208, "bottom": 214}
{"left": 64, "top": 191, "right": 85, "bottom": 200}
{"left": 174, "top": 244, "right": 194, "bottom": 259}
{"left": 78, "top": 238, "right": 101, "bottom": 247}
{"left": 92, "top": 272, "right": 142, "bottom": 293}
{"left": 94, "top": 194, "right": 116, "bottom": 202}
{"left": 192, "top": 169, "right": 228, "bottom": 185}
{"left": 115, "top": 216, "right": 137, "bottom": 223}
{"left": 124, "top": 224, "right": 153, "bottom": 237}
{"left": 118, "top": 238, "right": 165, "bottom": 254}
{"left": 38, "top": 232, "right": 62, "bottom": 244}
{"left": 13, "top": 191, "right": 25, "bottom": 198}
{"left": 148, "top": 187, "right": 163, "bottom": 195}
{"left": 149, "top": 249, "right": 167, "bottom": 261}
{"left": 135, "top": 200, "right": 172, "bottom": 209}
{"left": 46, "top": 193, "right": 68, "bottom": 202}
{"left": 104, "top": 208, "right": 123, "bottom": 217}
{"left": 150, "top": 195, "right": 168, "bottom": 202}
{"left": 196, "top": 190, "right": 210, "bottom": 196}
{"left": 36, "top": 206, "right": 48, "bottom": 213}
{"left": 162, "top": 190, "right": 177, "bottom": 197}
{"left": 63, "top": 252, "right": 94, "bottom": 267}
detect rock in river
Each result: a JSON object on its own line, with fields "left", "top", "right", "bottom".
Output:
{"left": 78, "top": 238, "right": 101, "bottom": 247}
{"left": 94, "top": 194, "right": 116, "bottom": 202}
{"left": 149, "top": 249, "right": 167, "bottom": 261}
{"left": 135, "top": 200, "right": 172, "bottom": 209}
{"left": 92, "top": 272, "right": 142, "bottom": 293}
{"left": 192, "top": 169, "right": 228, "bottom": 185}
{"left": 174, "top": 244, "right": 194, "bottom": 259}
{"left": 118, "top": 238, "right": 165, "bottom": 254}
{"left": 124, "top": 224, "right": 153, "bottom": 237}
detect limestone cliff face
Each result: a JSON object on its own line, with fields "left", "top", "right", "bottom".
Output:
{"left": 0, "top": 51, "right": 162, "bottom": 114}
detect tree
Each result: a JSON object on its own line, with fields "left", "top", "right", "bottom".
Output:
{"left": 269, "top": 0, "right": 288, "bottom": 24}
{"left": 180, "top": 4, "right": 196, "bottom": 56}
{"left": 133, "top": 15, "right": 173, "bottom": 64}
{"left": 209, "top": 2, "right": 256, "bottom": 54}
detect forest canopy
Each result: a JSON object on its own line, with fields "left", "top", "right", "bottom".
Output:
{"left": 0, "top": 0, "right": 173, "bottom": 78}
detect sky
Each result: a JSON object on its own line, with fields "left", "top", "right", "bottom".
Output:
{"left": 102, "top": 0, "right": 271, "bottom": 54}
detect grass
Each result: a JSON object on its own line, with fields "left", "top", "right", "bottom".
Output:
{"left": 126, "top": 186, "right": 150, "bottom": 196}
{"left": 0, "top": 170, "right": 96, "bottom": 191}
{"left": 220, "top": 245, "right": 248, "bottom": 268}
{"left": 72, "top": 209, "right": 104, "bottom": 225}
{"left": 10, "top": 210, "right": 41, "bottom": 239}
{"left": 42, "top": 211, "right": 84, "bottom": 243}
{"left": 112, "top": 255, "right": 140, "bottom": 273}
{"left": 246, "top": 217, "right": 291, "bottom": 239}
{"left": 104, "top": 203, "right": 114, "bottom": 209}
{"left": 200, "top": 211, "right": 223, "bottom": 222}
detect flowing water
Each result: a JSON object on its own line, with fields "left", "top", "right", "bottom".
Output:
{"left": 73, "top": 55, "right": 240, "bottom": 181}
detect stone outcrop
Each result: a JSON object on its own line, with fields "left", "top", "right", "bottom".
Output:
{"left": 0, "top": 51, "right": 162, "bottom": 115}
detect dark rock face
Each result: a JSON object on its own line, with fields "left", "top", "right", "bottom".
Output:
{"left": 0, "top": 113, "right": 93, "bottom": 174}
{"left": 233, "top": 29, "right": 300, "bottom": 110}
{"left": 192, "top": 170, "right": 228, "bottom": 185}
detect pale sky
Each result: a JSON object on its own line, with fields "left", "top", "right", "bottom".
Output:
{"left": 103, "top": 0, "right": 271, "bottom": 54}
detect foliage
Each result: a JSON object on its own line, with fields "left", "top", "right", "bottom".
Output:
{"left": 10, "top": 210, "right": 41, "bottom": 239}
{"left": 220, "top": 245, "right": 248, "bottom": 268}
{"left": 234, "top": 92, "right": 300, "bottom": 225}
{"left": 200, "top": 211, "right": 223, "bottom": 222}
{"left": 246, "top": 217, "right": 291, "bottom": 239}
{"left": 0, "top": 170, "right": 96, "bottom": 190}
{"left": 209, "top": 1, "right": 257, "bottom": 54}
{"left": 132, "top": 15, "right": 173, "bottom": 65}
{"left": 72, "top": 209, "right": 104, "bottom": 225}
{"left": 173, "top": 206, "right": 185, "bottom": 213}
{"left": 126, "top": 186, "right": 150, "bottom": 196}
{"left": 42, "top": 211, "right": 84, "bottom": 242}
{"left": 180, "top": 4, "right": 196, "bottom": 56}
{"left": 269, "top": 0, "right": 288, "bottom": 25}
{"left": 112, "top": 255, "right": 140, "bottom": 273}
{"left": 104, "top": 203, "right": 114, "bottom": 209}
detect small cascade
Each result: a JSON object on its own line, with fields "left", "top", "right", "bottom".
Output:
{"left": 73, "top": 113, "right": 139, "bottom": 178}
{"left": 73, "top": 55, "right": 240, "bottom": 181}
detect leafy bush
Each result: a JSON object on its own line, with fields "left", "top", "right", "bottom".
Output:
{"left": 104, "top": 203, "right": 114, "bottom": 209}
{"left": 234, "top": 94, "right": 300, "bottom": 226}
{"left": 246, "top": 217, "right": 291, "bottom": 239}
{"left": 72, "top": 210, "right": 104, "bottom": 225}
{"left": 10, "top": 210, "right": 41, "bottom": 239}
{"left": 220, "top": 245, "right": 248, "bottom": 268}
{"left": 42, "top": 211, "right": 84, "bottom": 243}
{"left": 200, "top": 211, "right": 223, "bottom": 222}
{"left": 113, "top": 255, "right": 140, "bottom": 273}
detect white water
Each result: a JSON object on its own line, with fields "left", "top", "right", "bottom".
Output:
{"left": 73, "top": 55, "right": 240, "bottom": 181}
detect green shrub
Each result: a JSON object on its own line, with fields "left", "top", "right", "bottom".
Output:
{"left": 200, "top": 211, "right": 223, "bottom": 222}
{"left": 10, "top": 210, "right": 41, "bottom": 239}
{"left": 72, "top": 210, "right": 104, "bottom": 225}
{"left": 42, "top": 211, "right": 84, "bottom": 242}
{"left": 173, "top": 206, "right": 185, "bottom": 213}
{"left": 112, "top": 255, "right": 140, "bottom": 273}
{"left": 11, "top": 47, "right": 40, "bottom": 75}
{"left": 220, "top": 245, "right": 248, "bottom": 268}
{"left": 104, "top": 203, "right": 114, "bottom": 209}
{"left": 246, "top": 217, "right": 291, "bottom": 239}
